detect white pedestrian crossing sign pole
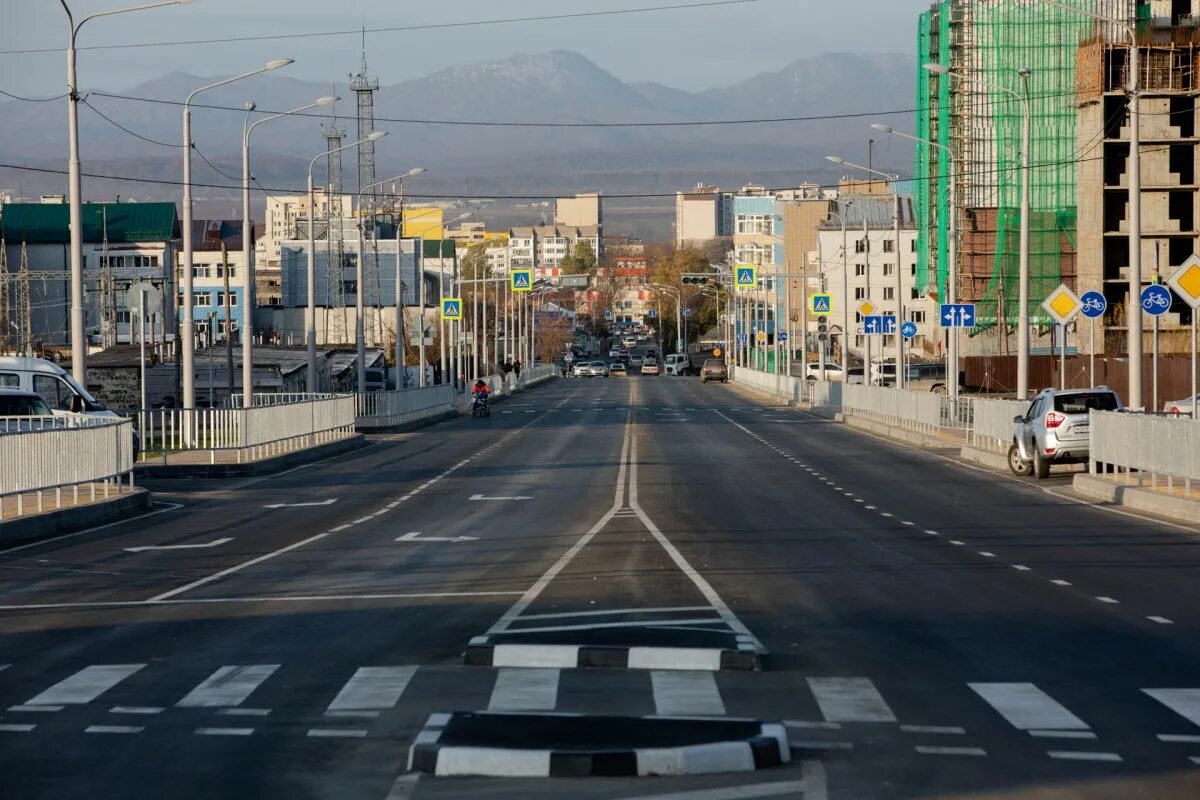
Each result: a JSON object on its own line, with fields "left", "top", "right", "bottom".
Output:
{"left": 511, "top": 269, "right": 532, "bottom": 293}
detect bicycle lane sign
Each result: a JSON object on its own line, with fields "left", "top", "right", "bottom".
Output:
{"left": 1142, "top": 284, "right": 1173, "bottom": 317}
{"left": 1080, "top": 291, "right": 1106, "bottom": 319}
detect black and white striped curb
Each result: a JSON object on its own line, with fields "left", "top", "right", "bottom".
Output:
{"left": 407, "top": 711, "right": 790, "bottom": 778}
{"left": 463, "top": 640, "right": 761, "bottom": 671}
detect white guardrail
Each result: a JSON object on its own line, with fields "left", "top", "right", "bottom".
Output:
{"left": 356, "top": 385, "right": 456, "bottom": 429}
{"left": 1090, "top": 410, "right": 1200, "bottom": 494}
{"left": 136, "top": 394, "right": 356, "bottom": 464}
{"left": 0, "top": 417, "right": 135, "bottom": 519}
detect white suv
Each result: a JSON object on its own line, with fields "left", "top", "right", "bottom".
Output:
{"left": 1009, "top": 387, "right": 1122, "bottom": 479}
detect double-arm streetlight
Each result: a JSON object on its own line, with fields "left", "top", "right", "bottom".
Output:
{"left": 242, "top": 95, "right": 337, "bottom": 406}
{"left": 827, "top": 155, "right": 906, "bottom": 388}
{"left": 305, "top": 131, "right": 387, "bottom": 391}
{"left": 62, "top": 0, "right": 191, "bottom": 387}
{"left": 181, "top": 58, "right": 294, "bottom": 410}
{"left": 650, "top": 284, "right": 682, "bottom": 355}
{"left": 924, "top": 63, "right": 1032, "bottom": 398}
{"left": 872, "top": 121, "right": 960, "bottom": 396}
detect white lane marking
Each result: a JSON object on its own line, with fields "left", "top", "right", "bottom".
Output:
{"left": 789, "top": 740, "right": 854, "bottom": 750}
{"left": 515, "top": 606, "right": 716, "bottom": 622}
{"left": 1147, "top": 616, "right": 1174, "bottom": 624}
{"left": 950, "top": 540, "right": 966, "bottom": 546}
{"left": 1096, "top": 596, "right": 1120, "bottom": 604}
{"left": 0, "top": 724, "right": 36, "bottom": 732}
{"left": 8, "top": 705, "right": 63, "bottom": 712}
{"left": 1158, "top": 734, "right": 1200, "bottom": 743}
{"left": 651, "top": 671, "right": 726, "bottom": 716}
{"left": 1013, "top": 565, "right": 1031, "bottom": 571}
{"left": 396, "top": 531, "right": 478, "bottom": 543}
{"left": 628, "top": 647, "right": 722, "bottom": 671}
{"left": 784, "top": 720, "right": 842, "bottom": 730}
{"left": 263, "top": 499, "right": 338, "bottom": 509}
{"left": 177, "top": 665, "right": 279, "bottom": 708}
{"left": 148, "top": 532, "right": 331, "bottom": 602}
{"left": 0, "top": 590, "right": 525, "bottom": 612}
{"left": 1144, "top": 689, "right": 1200, "bottom": 728}
{"left": 979, "top": 552, "right": 996, "bottom": 558}
{"left": 469, "top": 494, "right": 533, "bottom": 502}
{"left": 25, "top": 664, "right": 145, "bottom": 706}
{"left": 125, "top": 537, "right": 233, "bottom": 553}
{"left": 916, "top": 745, "right": 986, "bottom": 757}
{"left": 325, "top": 710, "right": 380, "bottom": 718}
{"left": 1047, "top": 751, "right": 1122, "bottom": 762}
{"left": 925, "top": 530, "right": 939, "bottom": 536}
{"left": 0, "top": 502, "right": 184, "bottom": 557}
{"left": 1051, "top": 579, "right": 1072, "bottom": 586}
{"left": 306, "top": 728, "right": 368, "bottom": 738}
{"left": 969, "top": 683, "right": 1089, "bottom": 730}
{"left": 584, "top": 779, "right": 818, "bottom": 800}
{"left": 328, "top": 667, "right": 418, "bottom": 712}
{"left": 900, "top": 725, "right": 966, "bottom": 735}
{"left": 1029, "top": 730, "right": 1097, "bottom": 739}
{"left": 807, "top": 677, "right": 896, "bottom": 723}
{"left": 109, "top": 706, "right": 163, "bottom": 715}
{"left": 86, "top": 725, "right": 143, "bottom": 734}
{"left": 217, "top": 707, "right": 270, "bottom": 716}
{"left": 195, "top": 727, "right": 254, "bottom": 736}
{"left": 488, "top": 668, "right": 561, "bottom": 711}
{"left": 1190, "top": 756, "right": 1200, "bottom": 765}
{"left": 497, "top": 617, "right": 724, "bottom": 635}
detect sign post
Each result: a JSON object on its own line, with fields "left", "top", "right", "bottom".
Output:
{"left": 1141, "top": 283, "right": 1173, "bottom": 409}
{"left": 124, "top": 282, "right": 162, "bottom": 411}
{"left": 1167, "top": 255, "right": 1200, "bottom": 419}
{"left": 1042, "top": 285, "right": 1083, "bottom": 391}
{"left": 1079, "top": 291, "right": 1107, "bottom": 388}
{"left": 857, "top": 301, "right": 877, "bottom": 381}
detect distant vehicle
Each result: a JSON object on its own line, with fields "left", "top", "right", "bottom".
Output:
{"left": 622, "top": 337, "right": 638, "bottom": 349}
{"left": 0, "top": 388, "right": 56, "bottom": 432}
{"left": 1164, "top": 394, "right": 1200, "bottom": 415}
{"left": 700, "top": 359, "right": 729, "bottom": 384}
{"left": 805, "top": 362, "right": 843, "bottom": 382}
{"left": 869, "top": 362, "right": 897, "bottom": 386}
{"left": 663, "top": 354, "right": 693, "bottom": 376}
{"left": 609, "top": 362, "right": 628, "bottom": 377}
{"left": 905, "top": 362, "right": 960, "bottom": 394}
{"left": 572, "top": 362, "right": 592, "bottom": 378}
{"left": 846, "top": 367, "right": 866, "bottom": 385}
{"left": 641, "top": 360, "right": 660, "bottom": 376}
{"left": 629, "top": 354, "right": 645, "bottom": 368}
{"left": 609, "top": 349, "right": 622, "bottom": 359}
{"left": 363, "top": 367, "right": 394, "bottom": 392}
{"left": 1009, "top": 387, "right": 1122, "bottom": 479}
{"left": 0, "top": 356, "right": 117, "bottom": 416}
{"left": 589, "top": 361, "right": 610, "bottom": 377}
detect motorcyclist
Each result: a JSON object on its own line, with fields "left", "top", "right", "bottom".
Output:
{"left": 472, "top": 379, "right": 491, "bottom": 400}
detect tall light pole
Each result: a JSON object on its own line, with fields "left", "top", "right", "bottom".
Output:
{"left": 873, "top": 122, "right": 959, "bottom": 396}
{"left": 182, "top": 58, "right": 293, "bottom": 410}
{"left": 925, "top": 63, "right": 1032, "bottom": 399}
{"left": 62, "top": 0, "right": 190, "bottom": 386}
{"left": 828, "top": 156, "right": 904, "bottom": 388}
{"left": 819, "top": 206, "right": 851, "bottom": 378}
{"left": 305, "top": 131, "right": 387, "bottom": 392}
{"left": 243, "top": 95, "right": 337, "bottom": 406}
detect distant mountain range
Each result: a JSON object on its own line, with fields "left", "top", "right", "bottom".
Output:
{"left": 0, "top": 49, "right": 917, "bottom": 212}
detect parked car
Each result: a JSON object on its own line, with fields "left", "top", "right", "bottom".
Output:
{"left": 663, "top": 353, "right": 693, "bottom": 376}
{"left": 641, "top": 359, "right": 660, "bottom": 376}
{"left": 589, "top": 361, "right": 610, "bottom": 377}
{"left": 363, "top": 367, "right": 394, "bottom": 392}
{"left": 1009, "top": 387, "right": 1122, "bottom": 479}
{"left": 846, "top": 367, "right": 866, "bottom": 385}
{"left": 1164, "top": 393, "right": 1200, "bottom": 416}
{"left": 805, "top": 362, "right": 843, "bottom": 382}
{"left": 700, "top": 359, "right": 729, "bottom": 384}
{"left": 0, "top": 388, "right": 56, "bottom": 432}
{"left": 0, "top": 357, "right": 117, "bottom": 416}
{"left": 609, "top": 362, "right": 628, "bottom": 377}
{"left": 905, "top": 362, "right": 961, "bottom": 394}
{"left": 572, "top": 361, "right": 592, "bottom": 378}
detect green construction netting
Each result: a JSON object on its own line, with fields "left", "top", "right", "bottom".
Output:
{"left": 915, "top": 2, "right": 950, "bottom": 303}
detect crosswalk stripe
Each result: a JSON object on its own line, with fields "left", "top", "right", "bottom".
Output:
{"left": 25, "top": 664, "right": 145, "bottom": 706}
{"left": 651, "top": 671, "right": 725, "bottom": 716}
{"left": 1143, "top": 689, "right": 1200, "bottom": 728}
{"left": 177, "top": 665, "right": 279, "bottom": 708}
{"left": 488, "top": 668, "right": 560, "bottom": 711}
{"left": 327, "top": 667, "right": 418, "bottom": 712}
{"left": 807, "top": 677, "right": 896, "bottom": 723}
{"left": 969, "top": 683, "right": 1088, "bottom": 730}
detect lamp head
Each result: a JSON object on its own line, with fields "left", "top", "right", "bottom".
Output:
{"left": 366, "top": 131, "right": 387, "bottom": 142}
{"left": 407, "top": 167, "right": 427, "bottom": 177}
{"left": 923, "top": 63, "right": 951, "bottom": 76}
{"left": 825, "top": 156, "right": 845, "bottom": 165}
{"left": 244, "top": 102, "right": 256, "bottom": 111}
{"left": 315, "top": 95, "right": 337, "bottom": 107}
{"left": 1018, "top": 66, "right": 1033, "bottom": 79}
{"left": 870, "top": 123, "right": 893, "bottom": 133}
{"left": 265, "top": 58, "right": 294, "bottom": 71}
{"left": 175, "top": 0, "right": 194, "bottom": 4}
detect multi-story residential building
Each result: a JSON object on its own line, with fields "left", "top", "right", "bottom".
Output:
{"left": 176, "top": 220, "right": 249, "bottom": 343}
{"left": 555, "top": 192, "right": 602, "bottom": 229}
{"left": 675, "top": 183, "right": 734, "bottom": 248}
{"left": 256, "top": 190, "right": 353, "bottom": 306}
{"left": 507, "top": 225, "right": 603, "bottom": 277}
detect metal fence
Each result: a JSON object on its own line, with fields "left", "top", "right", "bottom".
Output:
{"left": 0, "top": 417, "right": 135, "bottom": 518}
{"left": 1090, "top": 410, "right": 1200, "bottom": 495}
{"left": 969, "top": 397, "right": 1029, "bottom": 453}
{"left": 842, "top": 383, "right": 946, "bottom": 434}
{"left": 135, "top": 395, "right": 356, "bottom": 464}
{"left": 356, "top": 385, "right": 456, "bottom": 429}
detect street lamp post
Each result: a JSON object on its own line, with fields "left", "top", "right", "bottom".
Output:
{"left": 62, "top": 0, "right": 190, "bottom": 387}
{"left": 182, "top": 58, "right": 293, "bottom": 410}
{"left": 873, "top": 122, "right": 959, "bottom": 396}
{"left": 305, "top": 131, "right": 387, "bottom": 392}
{"left": 243, "top": 95, "right": 337, "bottom": 406}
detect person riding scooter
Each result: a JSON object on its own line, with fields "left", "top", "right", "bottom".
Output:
{"left": 471, "top": 379, "right": 491, "bottom": 417}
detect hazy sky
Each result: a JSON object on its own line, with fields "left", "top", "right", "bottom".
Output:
{"left": 2, "top": 0, "right": 930, "bottom": 97}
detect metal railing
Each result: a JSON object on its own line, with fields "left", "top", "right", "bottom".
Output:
{"left": 842, "top": 383, "right": 947, "bottom": 435}
{"left": 1, "top": 417, "right": 135, "bottom": 519}
{"left": 968, "top": 397, "right": 1028, "bottom": 453}
{"left": 1090, "top": 410, "right": 1200, "bottom": 496}
{"left": 135, "top": 395, "right": 356, "bottom": 465}
{"left": 356, "top": 385, "right": 456, "bottom": 429}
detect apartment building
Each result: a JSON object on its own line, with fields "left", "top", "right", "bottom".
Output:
{"left": 507, "top": 225, "right": 603, "bottom": 277}
{"left": 176, "top": 220, "right": 249, "bottom": 343}
{"left": 256, "top": 190, "right": 353, "bottom": 306}
{"left": 675, "top": 183, "right": 734, "bottom": 248}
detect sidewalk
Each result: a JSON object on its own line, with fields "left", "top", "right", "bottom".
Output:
{"left": 135, "top": 432, "right": 365, "bottom": 479}
{"left": 0, "top": 481, "right": 151, "bottom": 548}
{"left": 1074, "top": 472, "right": 1200, "bottom": 525}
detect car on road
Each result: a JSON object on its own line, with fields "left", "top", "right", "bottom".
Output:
{"left": 641, "top": 359, "right": 660, "bottom": 375}
{"left": 805, "top": 362, "right": 843, "bottom": 382}
{"left": 0, "top": 356, "right": 119, "bottom": 417}
{"left": 1164, "top": 393, "right": 1200, "bottom": 416}
{"left": 622, "top": 337, "right": 638, "bottom": 349}
{"left": 663, "top": 354, "right": 693, "bottom": 376}
{"left": 609, "top": 362, "right": 627, "bottom": 377}
{"left": 609, "top": 348, "right": 622, "bottom": 359}
{"left": 629, "top": 354, "right": 644, "bottom": 368}
{"left": 588, "top": 361, "right": 610, "bottom": 377}
{"left": 1009, "top": 387, "right": 1122, "bottom": 479}
{"left": 572, "top": 361, "right": 592, "bottom": 378}
{"left": 700, "top": 359, "right": 729, "bottom": 383}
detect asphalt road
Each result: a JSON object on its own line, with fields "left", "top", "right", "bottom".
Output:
{"left": 2, "top": 364, "right": 1200, "bottom": 799}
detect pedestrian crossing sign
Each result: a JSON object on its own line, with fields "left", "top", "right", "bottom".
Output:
{"left": 441, "top": 298, "right": 462, "bottom": 320}
{"left": 735, "top": 264, "right": 758, "bottom": 291}
{"left": 810, "top": 293, "right": 832, "bottom": 315}
{"left": 511, "top": 269, "right": 533, "bottom": 293}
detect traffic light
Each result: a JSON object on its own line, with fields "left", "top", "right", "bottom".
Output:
{"left": 817, "top": 316, "right": 829, "bottom": 343}
{"left": 682, "top": 274, "right": 710, "bottom": 285}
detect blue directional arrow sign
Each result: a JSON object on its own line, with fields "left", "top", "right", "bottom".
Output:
{"left": 1080, "top": 291, "right": 1107, "bottom": 320}
{"left": 683, "top": 308, "right": 692, "bottom": 318}
{"left": 647, "top": 309, "right": 657, "bottom": 319}
{"left": 881, "top": 316, "right": 897, "bottom": 335}
{"left": 777, "top": 331, "right": 789, "bottom": 343}
{"left": 441, "top": 298, "right": 462, "bottom": 320}
{"left": 940, "top": 303, "right": 976, "bottom": 329}
{"left": 1141, "top": 284, "right": 1173, "bottom": 317}
{"left": 604, "top": 308, "right": 614, "bottom": 320}
{"left": 511, "top": 269, "right": 532, "bottom": 292}
{"left": 864, "top": 315, "right": 883, "bottom": 335}
{"left": 900, "top": 321, "right": 918, "bottom": 339}
{"left": 736, "top": 333, "right": 748, "bottom": 345}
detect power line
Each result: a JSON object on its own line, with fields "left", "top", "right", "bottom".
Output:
{"left": 0, "top": 0, "right": 769, "bottom": 56}
{"left": 0, "top": 88, "right": 66, "bottom": 102}
{"left": 80, "top": 98, "right": 183, "bottom": 149}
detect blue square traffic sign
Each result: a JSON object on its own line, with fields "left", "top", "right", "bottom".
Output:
{"left": 941, "top": 303, "right": 975, "bottom": 328}
{"left": 683, "top": 308, "right": 691, "bottom": 318}
{"left": 863, "top": 316, "right": 883, "bottom": 335}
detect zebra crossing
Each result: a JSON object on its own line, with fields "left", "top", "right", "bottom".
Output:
{"left": 3, "top": 661, "right": 1200, "bottom": 761}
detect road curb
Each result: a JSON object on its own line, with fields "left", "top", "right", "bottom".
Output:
{"left": 960, "top": 444, "right": 1012, "bottom": 472}
{"left": 134, "top": 434, "right": 367, "bottom": 479}
{"left": 463, "top": 641, "right": 761, "bottom": 671}
{"left": 0, "top": 488, "right": 151, "bottom": 548}
{"left": 407, "top": 711, "right": 789, "bottom": 778}
{"left": 1073, "top": 473, "right": 1200, "bottom": 525}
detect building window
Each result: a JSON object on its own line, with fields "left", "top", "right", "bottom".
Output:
{"left": 911, "top": 264, "right": 917, "bottom": 276}
{"left": 855, "top": 287, "right": 867, "bottom": 300}
{"left": 910, "top": 311, "right": 926, "bottom": 324}
{"left": 883, "top": 335, "right": 894, "bottom": 347}
{"left": 735, "top": 214, "right": 773, "bottom": 235}
{"left": 855, "top": 263, "right": 866, "bottom": 277}
{"left": 855, "top": 335, "right": 864, "bottom": 347}
{"left": 883, "top": 264, "right": 894, "bottom": 277}
{"left": 855, "top": 238, "right": 868, "bottom": 253}
{"left": 194, "top": 294, "right": 212, "bottom": 307}
{"left": 883, "top": 287, "right": 895, "bottom": 300}
{"left": 910, "top": 239, "right": 917, "bottom": 253}
{"left": 911, "top": 288, "right": 920, "bottom": 300}
{"left": 218, "top": 320, "right": 239, "bottom": 335}
{"left": 883, "top": 239, "right": 895, "bottom": 253}
{"left": 217, "top": 292, "right": 238, "bottom": 307}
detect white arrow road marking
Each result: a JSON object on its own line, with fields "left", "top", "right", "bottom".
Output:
{"left": 263, "top": 499, "right": 338, "bottom": 509}
{"left": 125, "top": 538, "right": 233, "bottom": 553}
{"left": 396, "top": 532, "right": 479, "bottom": 543}
{"left": 469, "top": 494, "right": 532, "bottom": 501}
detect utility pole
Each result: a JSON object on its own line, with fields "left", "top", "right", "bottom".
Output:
{"left": 222, "top": 243, "right": 235, "bottom": 401}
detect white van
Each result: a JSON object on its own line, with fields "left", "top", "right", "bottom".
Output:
{"left": 0, "top": 357, "right": 120, "bottom": 419}
{"left": 663, "top": 354, "right": 692, "bottom": 376}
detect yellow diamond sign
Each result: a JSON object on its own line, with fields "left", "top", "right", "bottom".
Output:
{"left": 857, "top": 300, "right": 876, "bottom": 317}
{"left": 1168, "top": 255, "right": 1200, "bottom": 309}
{"left": 1042, "top": 284, "right": 1082, "bottom": 325}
